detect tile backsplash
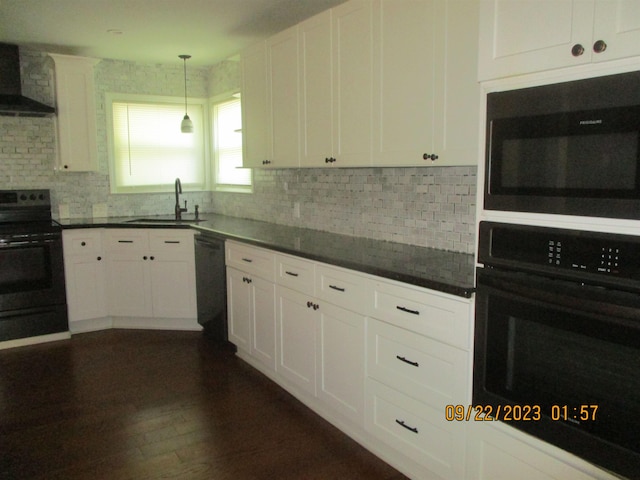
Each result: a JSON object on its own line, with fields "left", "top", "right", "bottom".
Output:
{"left": 0, "top": 48, "right": 477, "bottom": 254}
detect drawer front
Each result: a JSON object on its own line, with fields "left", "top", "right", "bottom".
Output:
{"left": 365, "top": 378, "right": 466, "bottom": 480}
{"left": 276, "top": 254, "right": 315, "bottom": 296}
{"left": 62, "top": 229, "right": 103, "bottom": 255}
{"left": 315, "top": 264, "right": 373, "bottom": 312}
{"left": 367, "top": 318, "right": 469, "bottom": 408}
{"left": 225, "top": 241, "right": 276, "bottom": 281}
{"left": 103, "top": 229, "right": 149, "bottom": 253}
{"left": 149, "top": 229, "right": 194, "bottom": 258}
{"left": 372, "top": 280, "right": 472, "bottom": 350}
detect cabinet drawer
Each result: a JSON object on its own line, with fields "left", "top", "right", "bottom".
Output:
{"left": 63, "top": 229, "right": 103, "bottom": 255}
{"left": 103, "top": 229, "right": 149, "bottom": 253}
{"left": 315, "top": 264, "right": 373, "bottom": 312}
{"left": 149, "top": 230, "right": 194, "bottom": 257}
{"left": 367, "top": 318, "right": 469, "bottom": 409}
{"left": 276, "top": 254, "right": 315, "bottom": 296}
{"left": 225, "top": 241, "right": 276, "bottom": 281}
{"left": 365, "top": 378, "right": 466, "bottom": 480}
{"left": 372, "top": 280, "right": 472, "bottom": 350}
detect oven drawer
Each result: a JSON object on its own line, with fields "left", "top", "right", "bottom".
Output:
{"left": 372, "top": 280, "right": 472, "bottom": 350}
{"left": 365, "top": 378, "right": 466, "bottom": 480}
{"left": 367, "top": 318, "right": 469, "bottom": 409}
{"left": 63, "top": 229, "right": 103, "bottom": 255}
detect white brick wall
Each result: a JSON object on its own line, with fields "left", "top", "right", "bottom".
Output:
{"left": 0, "top": 48, "right": 477, "bottom": 253}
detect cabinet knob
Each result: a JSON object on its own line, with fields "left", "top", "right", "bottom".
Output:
{"left": 571, "top": 44, "right": 585, "bottom": 57}
{"left": 593, "top": 40, "right": 607, "bottom": 54}
{"left": 97, "top": 256, "right": 102, "bottom": 261}
{"left": 150, "top": 256, "right": 155, "bottom": 260}
{"left": 262, "top": 160, "right": 272, "bottom": 165}
{"left": 81, "top": 241, "right": 86, "bottom": 246}
{"left": 63, "top": 165, "right": 69, "bottom": 169}
{"left": 143, "top": 256, "right": 148, "bottom": 260}
{"left": 422, "top": 153, "right": 439, "bottom": 161}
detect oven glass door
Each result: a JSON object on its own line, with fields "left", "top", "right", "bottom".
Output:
{"left": 0, "top": 234, "right": 65, "bottom": 311}
{"left": 474, "top": 268, "right": 640, "bottom": 478}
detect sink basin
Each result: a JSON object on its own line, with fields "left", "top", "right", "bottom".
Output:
{"left": 126, "top": 218, "right": 205, "bottom": 224}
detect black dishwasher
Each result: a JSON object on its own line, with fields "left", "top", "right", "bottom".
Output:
{"left": 194, "top": 232, "right": 227, "bottom": 342}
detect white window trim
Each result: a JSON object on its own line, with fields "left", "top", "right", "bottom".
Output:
{"left": 105, "top": 92, "right": 211, "bottom": 194}
{"left": 210, "top": 92, "right": 253, "bottom": 194}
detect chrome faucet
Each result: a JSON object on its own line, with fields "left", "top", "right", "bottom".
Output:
{"left": 174, "top": 178, "right": 187, "bottom": 220}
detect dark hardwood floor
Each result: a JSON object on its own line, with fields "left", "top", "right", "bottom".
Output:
{"left": 0, "top": 330, "right": 408, "bottom": 480}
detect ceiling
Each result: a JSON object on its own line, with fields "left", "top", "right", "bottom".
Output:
{"left": 0, "top": 0, "right": 347, "bottom": 67}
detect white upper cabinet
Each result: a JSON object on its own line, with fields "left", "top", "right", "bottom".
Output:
{"left": 331, "top": 0, "right": 374, "bottom": 167}
{"left": 479, "top": 0, "right": 640, "bottom": 81}
{"left": 372, "top": 0, "right": 479, "bottom": 167}
{"left": 49, "top": 54, "right": 100, "bottom": 172}
{"left": 240, "top": 41, "right": 269, "bottom": 168}
{"left": 299, "top": 10, "right": 334, "bottom": 167}
{"left": 268, "top": 26, "right": 301, "bottom": 168}
{"left": 242, "top": 0, "right": 480, "bottom": 168}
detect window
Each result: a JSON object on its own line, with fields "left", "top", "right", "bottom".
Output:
{"left": 106, "top": 93, "right": 207, "bottom": 194}
{"left": 212, "top": 96, "right": 252, "bottom": 192}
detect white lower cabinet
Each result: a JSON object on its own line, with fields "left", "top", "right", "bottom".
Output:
{"left": 465, "top": 420, "right": 620, "bottom": 480}
{"left": 226, "top": 266, "right": 276, "bottom": 371}
{"left": 225, "top": 242, "right": 277, "bottom": 372}
{"left": 104, "top": 229, "right": 197, "bottom": 321}
{"left": 63, "top": 228, "right": 198, "bottom": 332}
{"left": 62, "top": 229, "right": 107, "bottom": 329}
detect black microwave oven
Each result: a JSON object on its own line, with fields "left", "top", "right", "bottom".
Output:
{"left": 484, "top": 70, "right": 640, "bottom": 220}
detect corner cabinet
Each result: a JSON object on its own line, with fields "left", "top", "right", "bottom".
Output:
{"left": 478, "top": 0, "right": 640, "bottom": 81}
{"left": 49, "top": 54, "right": 100, "bottom": 172}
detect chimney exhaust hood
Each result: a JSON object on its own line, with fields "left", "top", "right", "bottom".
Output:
{"left": 0, "top": 43, "right": 55, "bottom": 117}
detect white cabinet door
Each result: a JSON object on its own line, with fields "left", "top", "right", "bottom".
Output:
{"left": 250, "top": 276, "right": 277, "bottom": 371}
{"left": 276, "top": 285, "right": 317, "bottom": 397}
{"left": 226, "top": 266, "right": 252, "bottom": 354}
{"left": 299, "top": 10, "right": 333, "bottom": 168}
{"left": 331, "top": 0, "right": 373, "bottom": 167}
{"left": 479, "top": 0, "right": 640, "bottom": 81}
{"left": 62, "top": 230, "right": 107, "bottom": 324}
{"left": 592, "top": 0, "right": 640, "bottom": 63}
{"left": 431, "top": 0, "right": 480, "bottom": 167}
{"left": 49, "top": 54, "right": 100, "bottom": 172}
{"left": 372, "top": 0, "right": 436, "bottom": 166}
{"left": 148, "top": 230, "right": 197, "bottom": 319}
{"left": 317, "top": 301, "right": 365, "bottom": 426}
{"left": 268, "top": 26, "right": 300, "bottom": 168}
{"left": 241, "top": 41, "right": 269, "bottom": 168}
{"left": 372, "top": 0, "right": 479, "bottom": 167}
{"left": 107, "top": 254, "right": 151, "bottom": 317}
{"left": 478, "top": 0, "right": 594, "bottom": 80}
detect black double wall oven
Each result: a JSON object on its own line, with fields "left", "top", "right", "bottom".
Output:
{"left": 476, "top": 71, "right": 640, "bottom": 479}
{"left": 0, "top": 190, "right": 68, "bottom": 343}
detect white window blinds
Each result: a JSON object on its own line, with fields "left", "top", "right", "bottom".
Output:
{"left": 111, "top": 101, "right": 205, "bottom": 192}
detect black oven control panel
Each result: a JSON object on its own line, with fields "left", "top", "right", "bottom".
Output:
{"left": 478, "top": 221, "right": 640, "bottom": 285}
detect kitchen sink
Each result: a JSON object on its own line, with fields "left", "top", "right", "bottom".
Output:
{"left": 126, "top": 218, "right": 206, "bottom": 224}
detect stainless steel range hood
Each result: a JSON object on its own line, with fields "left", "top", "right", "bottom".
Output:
{"left": 0, "top": 43, "right": 55, "bottom": 117}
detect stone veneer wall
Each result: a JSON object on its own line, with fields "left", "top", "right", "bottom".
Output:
{"left": 0, "top": 48, "right": 477, "bottom": 254}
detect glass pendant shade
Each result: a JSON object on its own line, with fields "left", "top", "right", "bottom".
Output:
{"left": 181, "top": 114, "right": 194, "bottom": 133}
{"left": 179, "top": 54, "right": 193, "bottom": 133}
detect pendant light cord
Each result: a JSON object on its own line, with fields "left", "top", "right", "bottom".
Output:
{"left": 179, "top": 54, "right": 191, "bottom": 115}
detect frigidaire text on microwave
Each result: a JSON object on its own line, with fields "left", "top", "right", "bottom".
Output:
{"left": 484, "top": 70, "right": 640, "bottom": 220}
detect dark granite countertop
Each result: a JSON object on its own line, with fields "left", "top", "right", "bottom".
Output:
{"left": 58, "top": 214, "right": 476, "bottom": 298}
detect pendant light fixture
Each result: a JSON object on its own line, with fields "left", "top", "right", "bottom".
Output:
{"left": 179, "top": 54, "right": 194, "bottom": 133}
